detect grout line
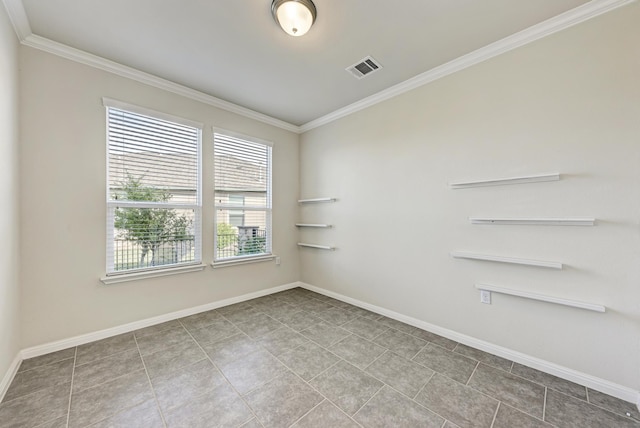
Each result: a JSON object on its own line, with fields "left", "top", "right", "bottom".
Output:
{"left": 412, "top": 371, "right": 434, "bottom": 401}
{"left": 69, "top": 364, "right": 150, "bottom": 396}
{"left": 466, "top": 361, "right": 480, "bottom": 386}
{"left": 286, "top": 398, "right": 326, "bottom": 427}
{"left": 268, "top": 348, "right": 366, "bottom": 426}
{"left": 257, "top": 292, "right": 489, "bottom": 425}
{"left": 332, "top": 401, "right": 366, "bottom": 428}
{"left": 52, "top": 289, "right": 631, "bottom": 428}
{"left": 501, "top": 402, "right": 551, "bottom": 425}
{"left": 74, "top": 346, "right": 140, "bottom": 369}
{"left": 328, "top": 355, "right": 433, "bottom": 414}
{"left": 543, "top": 387, "right": 548, "bottom": 421}
{"left": 181, "top": 326, "right": 264, "bottom": 426}
{"left": 16, "top": 355, "right": 76, "bottom": 375}
{"left": 292, "top": 293, "right": 553, "bottom": 423}
{"left": 555, "top": 387, "right": 637, "bottom": 422}
{"left": 362, "top": 349, "right": 388, "bottom": 371}
{"left": 490, "top": 402, "right": 501, "bottom": 428}
{"left": 300, "top": 359, "right": 341, "bottom": 384}
{"left": 133, "top": 335, "right": 168, "bottom": 428}
{"left": 462, "top": 368, "right": 549, "bottom": 421}
{"left": 64, "top": 347, "right": 77, "bottom": 428}
{"left": 351, "top": 384, "right": 386, "bottom": 418}
{"left": 410, "top": 342, "right": 429, "bottom": 361}
{"left": 133, "top": 320, "right": 183, "bottom": 340}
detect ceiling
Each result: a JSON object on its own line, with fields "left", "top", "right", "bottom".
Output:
{"left": 8, "top": 0, "right": 603, "bottom": 128}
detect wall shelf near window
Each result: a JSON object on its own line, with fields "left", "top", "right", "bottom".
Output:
{"left": 450, "top": 173, "right": 560, "bottom": 189}
{"left": 298, "top": 197, "right": 336, "bottom": 204}
{"left": 298, "top": 243, "right": 335, "bottom": 250}
{"left": 475, "top": 284, "right": 605, "bottom": 313}
{"left": 451, "top": 251, "right": 562, "bottom": 269}
{"left": 470, "top": 217, "right": 595, "bottom": 226}
{"left": 295, "top": 223, "right": 332, "bottom": 228}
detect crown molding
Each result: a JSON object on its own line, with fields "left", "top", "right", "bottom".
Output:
{"left": 299, "top": 0, "right": 637, "bottom": 132}
{"left": 20, "top": 34, "right": 301, "bottom": 133}
{"left": 1, "top": 0, "right": 30, "bottom": 39}
{"left": 3, "top": 0, "right": 635, "bottom": 135}
{"left": 0, "top": 1, "right": 299, "bottom": 133}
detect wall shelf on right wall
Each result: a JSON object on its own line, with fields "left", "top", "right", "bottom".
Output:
{"left": 451, "top": 251, "right": 562, "bottom": 269}
{"left": 295, "top": 223, "right": 332, "bottom": 228}
{"left": 469, "top": 218, "right": 595, "bottom": 226}
{"left": 475, "top": 284, "right": 605, "bottom": 313}
{"left": 450, "top": 173, "right": 560, "bottom": 189}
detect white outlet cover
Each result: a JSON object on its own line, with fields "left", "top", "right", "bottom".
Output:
{"left": 480, "top": 290, "right": 491, "bottom": 304}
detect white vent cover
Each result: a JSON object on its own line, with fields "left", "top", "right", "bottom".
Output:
{"left": 346, "top": 56, "right": 382, "bottom": 79}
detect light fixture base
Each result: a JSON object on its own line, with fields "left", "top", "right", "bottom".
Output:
{"left": 271, "top": 0, "right": 317, "bottom": 37}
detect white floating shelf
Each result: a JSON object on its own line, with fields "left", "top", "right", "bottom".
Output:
{"left": 451, "top": 251, "right": 562, "bottom": 269}
{"left": 298, "top": 198, "right": 336, "bottom": 204}
{"left": 470, "top": 218, "right": 595, "bottom": 226}
{"left": 298, "top": 243, "right": 335, "bottom": 250}
{"left": 450, "top": 173, "right": 560, "bottom": 189}
{"left": 475, "top": 284, "right": 605, "bottom": 313}
{"left": 295, "top": 224, "right": 332, "bottom": 228}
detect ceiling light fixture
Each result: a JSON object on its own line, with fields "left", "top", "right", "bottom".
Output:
{"left": 271, "top": 0, "right": 317, "bottom": 37}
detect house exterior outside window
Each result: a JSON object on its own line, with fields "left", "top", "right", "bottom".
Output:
{"left": 213, "top": 130, "right": 272, "bottom": 262}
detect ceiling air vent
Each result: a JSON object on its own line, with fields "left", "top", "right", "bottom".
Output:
{"left": 346, "top": 56, "right": 382, "bottom": 80}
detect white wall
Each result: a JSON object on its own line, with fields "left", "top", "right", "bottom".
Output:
{"left": 300, "top": 3, "right": 640, "bottom": 391}
{"left": 0, "top": 3, "right": 20, "bottom": 381}
{"left": 19, "top": 47, "right": 300, "bottom": 348}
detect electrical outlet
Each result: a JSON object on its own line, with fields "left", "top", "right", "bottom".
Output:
{"left": 480, "top": 290, "right": 491, "bottom": 304}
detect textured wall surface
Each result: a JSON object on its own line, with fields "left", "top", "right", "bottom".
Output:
{"left": 19, "top": 47, "right": 300, "bottom": 347}
{"left": 0, "top": 2, "right": 21, "bottom": 388}
{"left": 300, "top": 3, "right": 640, "bottom": 391}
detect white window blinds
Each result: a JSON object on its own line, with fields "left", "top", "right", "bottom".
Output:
{"left": 105, "top": 100, "right": 202, "bottom": 274}
{"left": 214, "top": 131, "right": 272, "bottom": 261}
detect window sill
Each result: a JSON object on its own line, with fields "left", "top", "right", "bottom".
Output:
{"left": 211, "top": 255, "right": 276, "bottom": 269}
{"left": 100, "top": 263, "right": 207, "bottom": 285}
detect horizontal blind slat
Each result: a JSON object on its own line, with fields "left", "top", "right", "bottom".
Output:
{"left": 108, "top": 107, "right": 200, "bottom": 205}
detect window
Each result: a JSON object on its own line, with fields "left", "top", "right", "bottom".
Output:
{"left": 214, "top": 130, "right": 272, "bottom": 262}
{"left": 105, "top": 99, "right": 202, "bottom": 275}
{"left": 228, "top": 195, "right": 245, "bottom": 227}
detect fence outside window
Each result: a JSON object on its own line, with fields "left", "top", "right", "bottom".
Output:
{"left": 216, "top": 230, "right": 267, "bottom": 259}
{"left": 113, "top": 237, "right": 196, "bottom": 271}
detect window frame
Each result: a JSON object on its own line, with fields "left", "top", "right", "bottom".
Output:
{"left": 212, "top": 128, "right": 274, "bottom": 267}
{"left": 102, "top": 98, "right": 205, "bottom": 281}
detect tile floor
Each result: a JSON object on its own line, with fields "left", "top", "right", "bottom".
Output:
{"left": 1, "top": 287, "right": 638, "bottom": 428}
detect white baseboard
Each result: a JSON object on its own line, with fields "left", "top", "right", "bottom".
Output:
{"left": 299, "top": 282, "right": 640, "bottom": 408}
{"left": 0, "top": 353, "right": 21, "bottom": 403}
{"left": 20, "top": 281, "right": 301, "bottom": 360}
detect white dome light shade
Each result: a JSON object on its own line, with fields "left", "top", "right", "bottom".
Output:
{"left": 272, "top": 0, "right": 317, "bottom": 37}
